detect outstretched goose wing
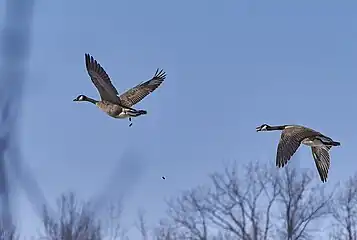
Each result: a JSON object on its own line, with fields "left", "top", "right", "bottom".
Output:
{"left": 84, "top": 53, "right": 121, "bottom": 104}
{"left": 311, "top": 146, "right": 331, "bottom": 182}
{"left": 276, "top": 126, "right": 319, "bottom": 168}
{"left": 119, "top": 69, "right": 166, "bottom": 107}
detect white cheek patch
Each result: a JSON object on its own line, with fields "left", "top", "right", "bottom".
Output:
{"left": 261, "top": 125, "right": 267, "bottom": 131}
{"left": 79, "top": 96, "right": 84, "bottom": 101}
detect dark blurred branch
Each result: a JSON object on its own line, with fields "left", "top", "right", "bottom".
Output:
{"left": 0, "top": 0, "right": 35, "bottom": 230}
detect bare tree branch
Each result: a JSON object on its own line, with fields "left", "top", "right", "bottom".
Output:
{"left": 330, "top": 174, "right": 357, "bottom": 240}
{"left": 0, "top": 222, "right": 18, "bottom": 240}
{"left": 275, "top": 166, "right": 334, "bottom": 240}
{"left": 136, "top": 209, "right": 149, "bottom": 240}
{"left": 153, "top": 219, "right": 181, "bottom": 240}
{"left": 99, "top": 200, "right": 128, "bottom": 240}
{"left": 159, "top": 161, "right": 334, "bottom": 240}
{"left": 203, "top": 161, "right": 282, "bottom": 240}
{"left": 166, "top": 186, "right": 210, "bottom": 240}
{"left": 40, "top": 193, "right": 127, "bottom": 240}
{"left": 40, "top": 192, "right": 102, "bottom": 240}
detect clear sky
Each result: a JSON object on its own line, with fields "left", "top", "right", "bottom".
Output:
{"left": 3, "top": 0, "right": 356, "bottom": 238}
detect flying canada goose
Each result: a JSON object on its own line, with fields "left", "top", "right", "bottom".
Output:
{"left": 256, "top": 124, "right": 340, "bottom": 182}
{"left": 73, "top": 53, "right": 166, "bottom": 126}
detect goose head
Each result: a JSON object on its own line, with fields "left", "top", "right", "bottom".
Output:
{"left": 256, "top": 124, "right": 271, "bottom": 132}
{"left": 73, "top": 94, "right": 88, "bottom": 102}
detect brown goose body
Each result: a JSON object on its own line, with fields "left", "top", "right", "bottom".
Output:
{"left": 96, "top": 101, "right": 137, "bottom": 119}
{"left": 256, "top": 124, "right": 340, "bottom": 182}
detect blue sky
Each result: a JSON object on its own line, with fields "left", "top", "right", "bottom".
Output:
{"left": 2, "top": 0, "right": 356, "bottom": 238}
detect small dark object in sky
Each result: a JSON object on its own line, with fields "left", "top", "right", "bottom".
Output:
{"left": 162, "top": 176, "right": 166, "bottom": 180}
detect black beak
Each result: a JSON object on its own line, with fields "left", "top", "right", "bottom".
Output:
{"left": 73, "top": 98, "right": 78, "bottom": 101}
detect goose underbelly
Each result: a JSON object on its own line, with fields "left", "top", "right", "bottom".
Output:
{"left": 301, "top": 138, "right": 324, "bottom": 147}
{"left": 97, "top": 102, "right": 144, "bottom": 119}
{"left": 103, "top": 109, "right": 129, "bottom": 119}
{"left": 114, "top": 112, "right": 130, "bottom": 119}
{"left": 112, "top": 109, "right": 142, "bottom": 119}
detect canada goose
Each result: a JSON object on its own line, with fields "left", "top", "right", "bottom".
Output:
{"left": 256, "top": 124, "right": 340, "bottom": 182}
{"left": 73, "top": 53, "right": 166, "bottom": 126}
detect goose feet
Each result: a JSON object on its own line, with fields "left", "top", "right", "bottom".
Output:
{"left": 129, "top": 117, "right": 133, "bottom": 127}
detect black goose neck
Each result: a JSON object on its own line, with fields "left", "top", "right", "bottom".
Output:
{"left": 85, "top": 97, "right": 98, "bottom": 104}
{"left": 268, "top": 125, "right": 286, "bottom": 131}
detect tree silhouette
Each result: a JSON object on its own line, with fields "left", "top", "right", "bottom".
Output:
{"left": 157, "top": 161, "right": 333, "bottom": 240}
{"left": 41, "top": 192, "right": 126, "bottom": 240}
{"left": 0, "top": 222, "right": 18, "bottom": 240}
{"left": 330, "top": 174, "right": 357, "bottom": 240}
